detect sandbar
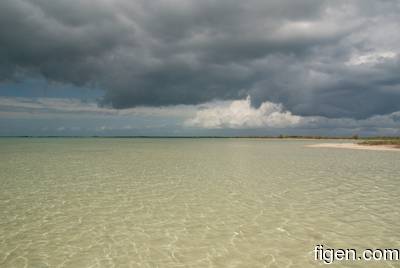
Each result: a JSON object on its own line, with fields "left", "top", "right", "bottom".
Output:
{"left": 307, "top": 143, "right": 400, "bottom": 151}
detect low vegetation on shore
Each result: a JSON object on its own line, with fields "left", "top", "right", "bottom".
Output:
{"left": 358, "top": 139, "right": 400, "bottom": 148}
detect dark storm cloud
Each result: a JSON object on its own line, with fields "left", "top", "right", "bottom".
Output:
{"left": 1, "top": 0, "right": 400, "bottom": 118}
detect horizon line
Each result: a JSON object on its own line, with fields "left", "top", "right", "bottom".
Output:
{"left": 1, "top": 135, "right": 399, "bottom": 139}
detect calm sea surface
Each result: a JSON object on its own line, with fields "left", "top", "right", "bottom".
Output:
{"left": 0, "top": 138, "right": 399, "bottom": 267}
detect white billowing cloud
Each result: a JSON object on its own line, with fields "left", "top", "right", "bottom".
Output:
{"left": 186, "top": 96, "right": 303, "bottom": 129}
{"left": 185, "top": 96, "right": 400, "bottom": 133}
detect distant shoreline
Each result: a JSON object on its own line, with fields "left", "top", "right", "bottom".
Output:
{"left": 0, "top": 135, "right": 399, "bottom": 140}
{"left": 307, "top": 143, "right": 400, "bottom": 152}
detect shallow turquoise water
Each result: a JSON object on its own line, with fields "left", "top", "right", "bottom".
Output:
{"left": 0, "top": 138, "right": 399, "bottom": 267}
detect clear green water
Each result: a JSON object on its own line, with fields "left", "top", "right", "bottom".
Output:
{"left": 0, "top": 138, "right": 399, "bottom": 268}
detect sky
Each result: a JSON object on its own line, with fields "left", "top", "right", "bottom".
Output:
{"left": 0, "top": 0, "right": 399, "bottom": 136}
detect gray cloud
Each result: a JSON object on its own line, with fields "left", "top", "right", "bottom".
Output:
{"left": 0, "top": 96, "right": 196, "bottom": 118}
{"left": 1, "top": 0, "right": 400, "bottom": 119}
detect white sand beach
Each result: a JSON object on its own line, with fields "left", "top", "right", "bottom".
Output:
{"left": 307, "top": 143, "right": 400, "bottom": 151}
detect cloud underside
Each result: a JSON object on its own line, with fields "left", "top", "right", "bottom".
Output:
{"left": 1, "top": 0, "right": 400, "bottom": 120}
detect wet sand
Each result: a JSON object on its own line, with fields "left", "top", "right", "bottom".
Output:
{"left": 307, "top": 143, "right": 400, "bottom": 151}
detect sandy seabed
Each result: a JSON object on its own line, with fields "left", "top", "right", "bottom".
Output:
{"left": 307, "top": 143, "right": 400, "bottom": 151}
